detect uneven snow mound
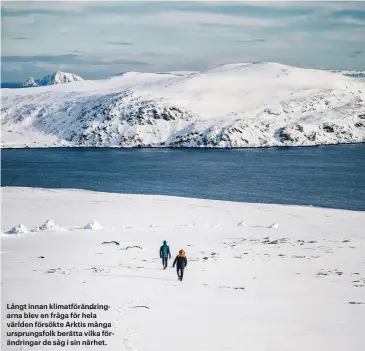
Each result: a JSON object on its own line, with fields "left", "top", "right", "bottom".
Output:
{"left": 7, "top": 224, "right": 29, "bottom": 234}
{"left": 269, "top": 223, "right": 279, "bottom": 229}
{"left": 34, "top": 219, "right": 64, "bottom": 231}
{"left": 237, "top": 221, "right": 247, "bottom": 227}
{"left": 3, "top": 62, "right": 365, "bottom": 148}
{"left": 84, "top": 220, "right": 103, "bottom": 230}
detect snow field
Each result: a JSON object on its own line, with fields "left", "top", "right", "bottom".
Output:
{"left": 1, "top": 187, "right": 365, "bottom": 351}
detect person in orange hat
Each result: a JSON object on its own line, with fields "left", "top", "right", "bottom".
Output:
{"left": 172, "top": 249, "right": 188, "bottom": 281}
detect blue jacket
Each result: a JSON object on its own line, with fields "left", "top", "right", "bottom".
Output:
{"left": 160, "top": 244, "right": 171, "bottom": 259}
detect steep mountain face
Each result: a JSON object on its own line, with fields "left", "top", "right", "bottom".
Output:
{"left": 21, "top": 71, "right": 83, "bottom": 87}
{"left": 2, "top": 63, "right": 365, "bottom": 148}
{"left": 38, "top": 71, "right": 83, "bottom": 85}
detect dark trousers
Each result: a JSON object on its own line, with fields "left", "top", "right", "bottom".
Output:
{"left": 177, "top": 266, "right": 184, "bottom": 280}
{"left": 162, "top": 257, "right": 168, "bottom": 269}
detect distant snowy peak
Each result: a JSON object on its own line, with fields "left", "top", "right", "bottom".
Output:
{"left": 22, "top": 71, "right": 83, "bottom": 87}
{"left": 22, "top": 77, "right": 39, "bottom": 87}
{"left": 38, "top": 71, "right": 83, "bottom": 85}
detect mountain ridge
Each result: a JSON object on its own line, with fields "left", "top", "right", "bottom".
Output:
{"left": 2, "top": 62, "right": 365, "bottom": 148}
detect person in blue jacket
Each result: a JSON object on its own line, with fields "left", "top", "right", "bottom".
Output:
{"left": 159, "top": 240, "right": 171, "bottom": 270}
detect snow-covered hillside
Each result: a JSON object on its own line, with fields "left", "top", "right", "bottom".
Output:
{"left": 2, "top": 62, "right": 365, "bottom": 148}
{"left": 1, "top": 187, "right": 364, "bottom": 351}
{"left": 21, "top": 71, "right": 83, "bottom": 87}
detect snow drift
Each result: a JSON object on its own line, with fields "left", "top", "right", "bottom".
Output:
{"left": 34, "top": 219, "right": 64, "bottom": 231}
{"left": 84, "top": 220, "right": 103, "bottom": 230}
{"left": 2, "top": 62, "right": 365, "bottom": 148}
{"left": 6, "top": 224, "right": 28, "bottom": 235}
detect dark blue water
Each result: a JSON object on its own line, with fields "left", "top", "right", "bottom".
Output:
{"left": 1, "top": 82, "right": 22, "bottom": 89}
{"left": 1, "top": 145, "right": 365, "bottom": 211}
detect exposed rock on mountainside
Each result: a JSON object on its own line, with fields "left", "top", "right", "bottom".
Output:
{"left": 2, "top": 63, "right": 365, "bottom": 148}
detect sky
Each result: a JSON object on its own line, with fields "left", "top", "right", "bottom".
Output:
{"left": 1, "top": 1, "right": 365, "bottom": 82}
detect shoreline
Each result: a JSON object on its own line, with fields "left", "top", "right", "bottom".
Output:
{"left": 1, "top": 186, "right": 364, "bottom": 214}
{"left": 2, "top": 141, "right": 365, "bottom": 150}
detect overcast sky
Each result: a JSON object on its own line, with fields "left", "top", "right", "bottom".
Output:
{"left": 1, "top": 1, "right": 365, "bottom": 81}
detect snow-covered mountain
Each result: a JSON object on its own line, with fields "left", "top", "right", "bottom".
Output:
{"left": 22, "top": 77, "right": 39, "bottom": 87}
{"left": 38, "top": 71, "right": 83, "bottom": 85}
{"left": 21, "top": 71, "right": 83, "bottom": 87}
{"left": 2, "top": 62, "right": 365, "bottom": 148}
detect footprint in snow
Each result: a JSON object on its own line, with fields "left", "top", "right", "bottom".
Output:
{"left": 348, "top": 301, "right": 364, "bottom": 305}
{"left": 45, "top": 268, "right": 73, "bottom": 275}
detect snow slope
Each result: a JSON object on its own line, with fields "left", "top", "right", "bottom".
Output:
{"left": 2, "top": 62, "right": 365, "bottom": 148}
{"left": 1, "top": 187, "right": 364, "bottom": 351}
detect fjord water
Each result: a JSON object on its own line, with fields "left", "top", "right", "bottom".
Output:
{"left": 1, "top": 145, "right": 364, "bottom": 211}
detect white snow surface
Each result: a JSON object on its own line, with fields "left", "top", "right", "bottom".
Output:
{"left": 2, "top": 62, "right": 365, "bottom": 148}
{"left": 1, "top": 187, "right": 364, "bottom": 351}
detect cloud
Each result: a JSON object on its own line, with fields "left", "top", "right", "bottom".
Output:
{"left": 236, "top": 38, "right": 267, "bottom": 43}
{"left": 12, "top": 36, "right": 33, "bottom": 40}
{"left": 1, "top": 62, "right": 25, "bottom": 72}
{"left": 1, "top": 0, "right": 365, "bottom": 81}
{"left": 1, "top": 54, "right": 149, "bottom": 66}
{"left": 239, "top": 1, "right": 365, "bottom": 13}
{"left": 334, "top": 9, "right": 365, "bottom": 19}
{"left": 1, "top": 54, "right": 80, "bottom": 64}
{"left": 1, "top": 8, "right": 64, "bottom": 17}
{"left": 338, "top": 16, "right": 365, "bottom": 26}
{"left": 104, "top": 41, "right": 133, "bottom": 46}
{"left": 175, "top": 2, "right": 314, "bottom": 17}
{"left": 348, "top": 50, "right": 364, "bottom": 58}
{"left": 153, "top": 11, "right": 290, "bottom": 28}
{"left": 94, "top": 58, "right": 148, "bottom": 65}
{"left": 321, "top": 27, "right": 365, "bottom": 43}
{"left": 333, "top": 9, "right": 365, "bottom": 26}
{"left": 1, "top": 1, "right": 111, "bottom": 15}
